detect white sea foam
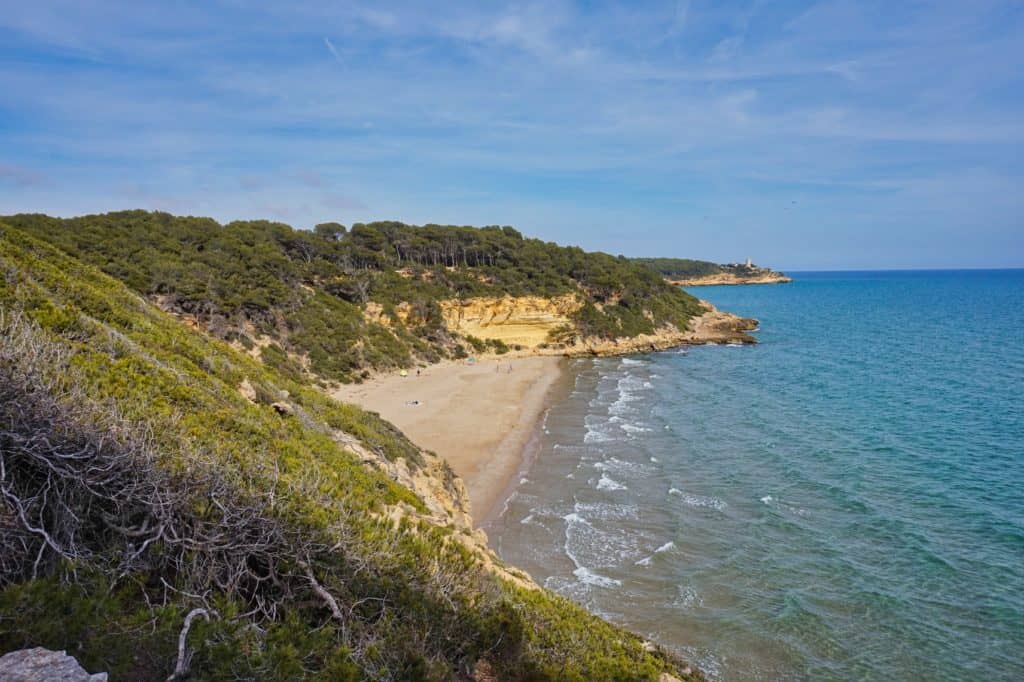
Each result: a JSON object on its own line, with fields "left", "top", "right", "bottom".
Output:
{"left": 761, "top": 495, "right": 773, "bottom": 504}
{"left": 573, "top": 566, "right": 622, "bottom": 588}
{"left": 596, "top": 473, "right": 626, "bottom": 491}
{"left": 593, "top": 456, "right": 627, "bottom": 471}
{"left": 563, "top": 512, "right": 589, "bottom": 525}
{"left": 584, "top": 414, "right": 617, "bottom": 443}
{"left": 674, "top": 584, "right": 702, "bottom": 609}
{"left": 620, "top": 423, "right": 652, "bottom": 434}
{"left": 621, "top": 357, "right": 644, "bottom": 366}
{"left": 573, "top": 501, "right": 639, "bottom": 521}
{"left": 650, "top": 456, "right": 660, "bottom": 463}
{"left": 670, "top": 488, "right": 726, "bottom": 510}
{"left": 519, "top": 477, "right": 530, "bottom": 485}
{"left": 520, "top": 514, "right": 535, "bottom": 525}
{"left": 608, "top": 374, "right": 649, "bottom": 416}
{"left": 583, "top": 425, "right": 615, "bottom": 444}
{"left": 635, "top": 541, "right": 676, "bottom": 567}
{"left": 561, "top": 503, "right": 623, "bottom": 590}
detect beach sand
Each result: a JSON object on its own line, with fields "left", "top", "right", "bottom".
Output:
{"left": 332, "top": 356, "right": 565, "bottom": 525}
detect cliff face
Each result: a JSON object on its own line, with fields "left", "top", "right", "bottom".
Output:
{"left": 438, "top": 295, "right": 757, "bottom": 354}
{"left": 440, "top": 294, "right": 581, "bottom": 347}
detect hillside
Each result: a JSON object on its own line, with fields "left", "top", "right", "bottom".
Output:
{"left": 0, "top": 221, "right": 700, "bottom": 680}
{"left": 635, "top": 257, "right": 792, "bottom": 286}
{"left": 1, "top": 212, "right": 751, "bottom": 385}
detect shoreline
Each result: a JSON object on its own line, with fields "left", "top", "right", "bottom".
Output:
{"left": 331, "top": 356, "right": 566, "bottom": 525}
{"left": 666, "top": 273, "right": 792, "bottom": 286}
{"left": 478, "top": 361, "right": 577, "bottom": 531}
{"left": 331, "top": 305, "right": 759, "bottom": 527}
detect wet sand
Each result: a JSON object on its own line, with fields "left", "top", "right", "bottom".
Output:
{"left": 332, "top": 356, "right": 565, "bottom": 524}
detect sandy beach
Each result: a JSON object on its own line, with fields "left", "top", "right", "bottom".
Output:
{"left": 332, "top": 356, "right": 566, "bottom": 525}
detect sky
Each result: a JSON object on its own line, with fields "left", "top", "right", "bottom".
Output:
{"left": 1, "top": 1, "right": 1023, "bottom": 269}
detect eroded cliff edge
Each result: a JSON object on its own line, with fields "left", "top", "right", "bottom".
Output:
{"left": 439, "top": 295, "right": 758, "bottom": 355}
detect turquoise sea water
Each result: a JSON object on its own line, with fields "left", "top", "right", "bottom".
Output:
{"left": 489, "top": 270, "right": 1024, "bottom": 680}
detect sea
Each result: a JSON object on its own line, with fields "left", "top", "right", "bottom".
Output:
{"left": 488, "top": 270, "right": 1024, "bottom": 681}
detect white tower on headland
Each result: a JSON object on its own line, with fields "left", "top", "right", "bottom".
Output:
{"left": 745, "top": 257, "right": 752, "bottom": 268}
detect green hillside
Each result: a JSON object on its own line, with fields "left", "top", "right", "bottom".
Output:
{"left": 632, "top": 258, "right": 728, "bottom": 279}
{"left": 2, "top": 211, "right": 704, "bottom": 383}
{"left": 0, "top": 221, "right": 699, "bottom": 680}
{"left": 633, "top": 257, "right": 786, "bottom": 281}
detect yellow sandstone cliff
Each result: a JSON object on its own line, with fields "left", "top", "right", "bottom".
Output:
{"left": 438, "top": 295, "right": 757, "bottom": 353}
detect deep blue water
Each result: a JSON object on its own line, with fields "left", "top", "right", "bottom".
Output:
{"left": 489, "top": 270, "right": 1024, "bottom": 680}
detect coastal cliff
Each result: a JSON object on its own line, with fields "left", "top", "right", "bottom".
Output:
{"left": 439, "top": 293, "right": 581, "bottom": 348}
{"left": 439, "top": 295, "right": 757, "bottom": 355}
{"left": 666, "top": 270, "right": 792, "bottom": 286}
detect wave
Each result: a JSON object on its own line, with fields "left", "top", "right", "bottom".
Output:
{"left": 597, "top": 473, "right": 627, "bottom": 491}
{"left": 573, "top": 566, "right": 622, "bottom": 588}
{"left": 562, "top": 503, "right": 623, "bottom": 589}
{"left": 562, "top": 511, "right": 589, "bottom": 526}
{"left": 669, "top": 487, "right": 727, "bottom": 511}
{"left": 635, "top": 541, "right": 677, "bottom": 567}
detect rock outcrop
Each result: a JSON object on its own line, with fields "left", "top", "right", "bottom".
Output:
{"left": 0, "top": 648, "right": 107, "bottom": 682}
{"left": 437, "top": 295, "right": 757, "bottom": 356}
{"left": 440, "top": 294, "right": 581, "bottom": 347}
{"left": 330, "top": 423, "right": 537, "bottom": 589}
{"left": 436, "top": 290, "right": 757, "bottom": 350}
{"left": 667, "top": 270, "right": 791, "bottom": 286}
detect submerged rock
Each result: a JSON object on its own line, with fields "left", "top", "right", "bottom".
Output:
{"left": 0, "top": 648, "right": 107, "bottom": 681}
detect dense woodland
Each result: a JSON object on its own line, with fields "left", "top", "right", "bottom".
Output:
{"left": 0, "top": 221, "right": 700, "bottom": 680}
{"left": 633, "top": 257, "right": 728, "bottom": 278}
{"left": 3, "top": 211, "right": 704, "bottom": 383}
{"left": 634, "top": 257, "right": 778, "bottom": 279}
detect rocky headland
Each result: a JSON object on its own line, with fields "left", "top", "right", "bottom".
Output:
{"left": 666, "top": 269, "right": 792, "bottom": 287}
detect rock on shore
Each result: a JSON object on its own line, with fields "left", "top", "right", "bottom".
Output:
{"left": 0, "top": 648, "right": 107, "bottom": 681}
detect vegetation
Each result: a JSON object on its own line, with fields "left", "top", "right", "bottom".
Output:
{"left": 0, "top": 222, "right": 700, "bottom": 680}
{"left": 633, "top": 258, "right": 728, "bottom": 279}
{"left": 2, "top": 211, "right": 704, "bottom": 383}
{"left": 634, "top": 257, "right": 783, "bottom": 280}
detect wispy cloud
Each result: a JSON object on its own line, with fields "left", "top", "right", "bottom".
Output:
{"left": 323, "top": 36, "right": 342, "bottom": 63}
{"left": 1, "top": 1, "right": 1022, "bottom": 267}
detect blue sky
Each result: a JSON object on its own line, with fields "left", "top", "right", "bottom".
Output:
{"left": 1, "top": 1, "right": 1022, "bottom": 269}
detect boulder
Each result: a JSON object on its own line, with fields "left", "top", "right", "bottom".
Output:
{"left": 0, "top": 648, "right": 107, "bottom": 681}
